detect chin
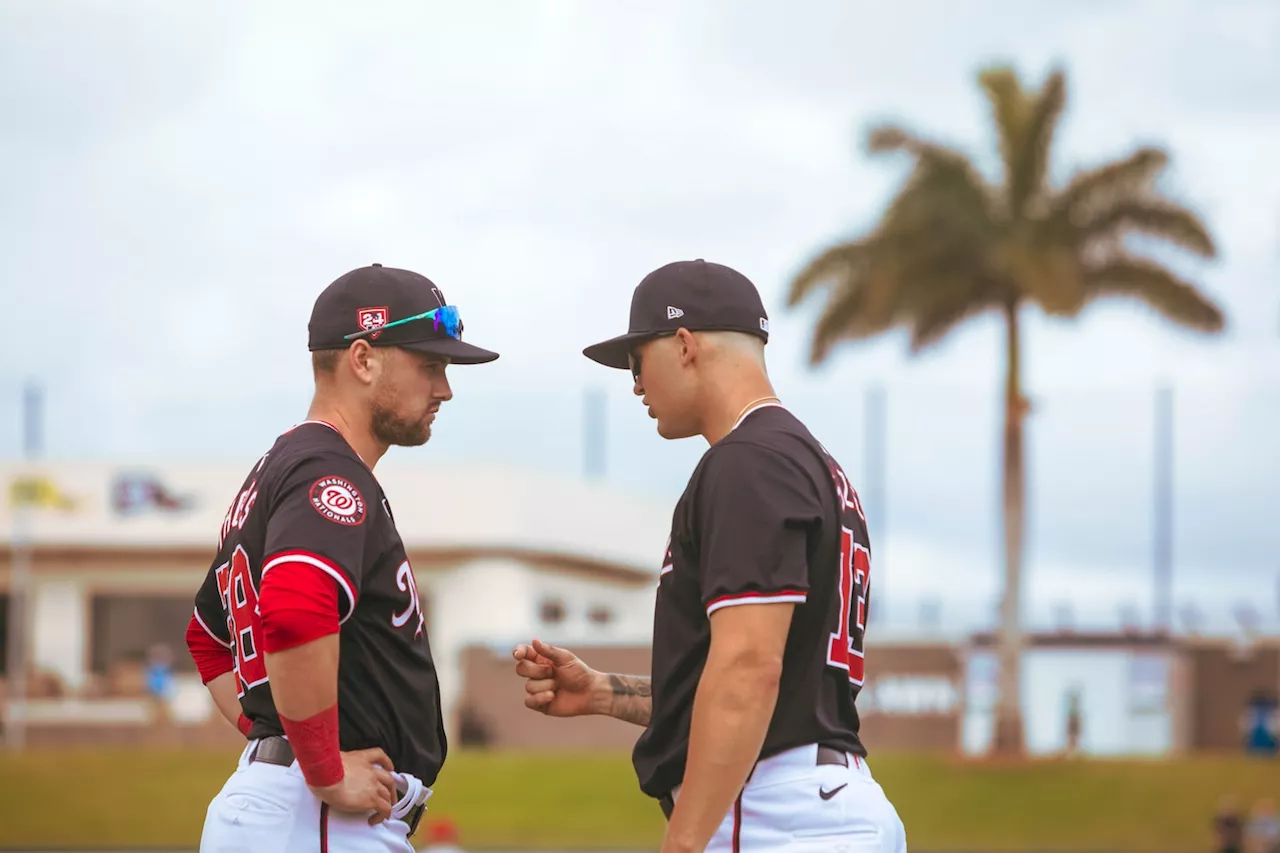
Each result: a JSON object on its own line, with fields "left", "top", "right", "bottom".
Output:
{"left": 378, "top": 423, "right": 432, "bottom": 448}
{"left": 655, "top": 419, "right": 695, "bottom": 441}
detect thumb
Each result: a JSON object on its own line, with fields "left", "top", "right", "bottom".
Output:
{"left": 532, "top": 638, "right": 576, "bottom": 666}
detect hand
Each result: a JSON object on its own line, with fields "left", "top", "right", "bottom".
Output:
{"left": 512, "top": 638, "right": 606, "bottom": 718}
{"left": 310, "top": 747, "right": 399, "bottom": 826}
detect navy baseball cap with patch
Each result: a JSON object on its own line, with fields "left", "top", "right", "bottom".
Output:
{"left": 308, "top": 264, "right": 499, "bottom": 365}
{"left": 583, "top": 259, "right": 770, "bottom": 369}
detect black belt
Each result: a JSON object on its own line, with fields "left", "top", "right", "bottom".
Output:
{"left": 249, "top": 736, "right": 427, "bottom": 837}
{"left": 657, "top": 744, "right": 849, "bottom": 820}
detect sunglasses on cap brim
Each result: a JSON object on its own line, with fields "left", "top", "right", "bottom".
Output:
{"left": 344, "top": 305, "right": 463, "bottom": 342}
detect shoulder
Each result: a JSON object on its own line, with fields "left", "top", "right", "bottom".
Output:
{"left": 269, "top": 425, "right": 379, "bottom": 502}
{"left": 693, "top": 409, "right": 831, "bottom": 512}
{"left": 694, "top": 434, "right": 819, "bottom": 502}
{"left": 705, "top": 409, "right": 822, "bottom": 481}
{"left": 273, "top": 423, "right": 368, "bottom": 468}
{"left": 700, "top": 436, "right": 793, "bottom": 472}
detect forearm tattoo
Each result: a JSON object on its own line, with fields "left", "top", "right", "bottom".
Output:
{"left": 608, "top": 674, "right": 652, "bottom": 727}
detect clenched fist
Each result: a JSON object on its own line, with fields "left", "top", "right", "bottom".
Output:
{"left": 511, "top": 638, "right": 608, "bottom": 718}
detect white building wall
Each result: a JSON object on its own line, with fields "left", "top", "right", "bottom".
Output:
{"left": 31, "top": 576, "right": 88, "bottom": 692}
{"left": 422, "top": 558, "right": 536, "bottom": 740}
{"left": 961, "top": 647, "right": 1175, "bottom": 757}
{"left": 517, "top": 572, "right": 655, "bottom": 647}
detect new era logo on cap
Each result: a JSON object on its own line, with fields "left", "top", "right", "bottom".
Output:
{"left": 667, "top": 306, "right": 684, "bottom": 319}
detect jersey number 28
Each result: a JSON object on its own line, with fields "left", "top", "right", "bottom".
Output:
{"left": 216, "top": 545, "right": 269, "bottom": 697}
{"left": 826, "top": 526, "right": 870, "bottom": 686}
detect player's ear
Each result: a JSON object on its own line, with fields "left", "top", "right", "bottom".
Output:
{"left": 346, "top": 340, "right": 380, "bottom": 385}
{"left": 675, "top": 328, "right": 698, "bottom": 367}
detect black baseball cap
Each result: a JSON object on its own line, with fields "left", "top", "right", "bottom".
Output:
{"left": 308, "top": 264, "right": 499, "bottom": 365}
{"left": 583, "top": 259, "right": 770, "bottom": 369}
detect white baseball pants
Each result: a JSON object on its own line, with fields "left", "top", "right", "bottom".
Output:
{"left": 199, "top": 741, "right": 431, "bottom": 853}
{"left": 669, "top": 743, "right": 907, "bottom": 852}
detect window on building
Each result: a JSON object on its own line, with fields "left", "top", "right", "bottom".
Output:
{"left": 539, "top": 598, "right": 565, "bottom": 625}
{"left": 90, "top": 595, "right": 196, "bottom": 696}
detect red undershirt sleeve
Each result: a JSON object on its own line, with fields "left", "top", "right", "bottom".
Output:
{"left": 185, "top": 610, "right": 234, "bottom": 684}
{"left": 258, "top": 559, "right": 342, "bottom": 652}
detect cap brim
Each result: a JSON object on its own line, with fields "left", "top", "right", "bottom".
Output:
{"left": 582, "top": 332, "right": 655, "bottom": 370}
{"left": 401, "top": 337, "right": 499, "bottom": 365}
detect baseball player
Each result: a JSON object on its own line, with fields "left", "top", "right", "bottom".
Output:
{"left": 513, "top": 260, "right": 907, "bottom": 852}
{"left": 185, "top": 264, "right": 499, "bottom": 852}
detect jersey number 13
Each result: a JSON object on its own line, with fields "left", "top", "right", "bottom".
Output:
{"left": 826, "top": 526, "right": 870, "bottom": 686}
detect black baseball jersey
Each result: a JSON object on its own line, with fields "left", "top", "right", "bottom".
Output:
{"left": 191, "top": 421, "right": 447, "bottom": 785}
{"left": 632, "top": 404, "right": 871, "bottom": 798}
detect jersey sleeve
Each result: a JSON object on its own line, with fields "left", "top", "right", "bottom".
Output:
{"left": 188, "top": 563, "right": 234, "bottom": 683}
{"left": 694, "top": 442, "right": 822, "bottom": 616}
{"left": 261, "top": 451, "right": 376, "bottom": 623}
{"left": 192, "top": 561, "right": 232, "bottom": 645}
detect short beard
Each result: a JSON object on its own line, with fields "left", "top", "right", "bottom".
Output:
{"left": 370, "top": 395, "right": 431, "bottom": 448}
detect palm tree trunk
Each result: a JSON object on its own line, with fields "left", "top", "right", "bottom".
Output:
{"left": 992, "top": 298, "right": 1027, "bottom": 756}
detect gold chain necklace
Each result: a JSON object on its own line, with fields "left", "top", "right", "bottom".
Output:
{"left": 733, "top": 395, "right": 781, "bottom": 427}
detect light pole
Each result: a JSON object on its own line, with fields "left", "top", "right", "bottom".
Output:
{"left": 5, "top": 380, "right": 42, "bottom": 751}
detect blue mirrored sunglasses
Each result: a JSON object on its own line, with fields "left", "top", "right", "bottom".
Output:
{"left": 344, "top": 305, "right": 463, "bottom": 342}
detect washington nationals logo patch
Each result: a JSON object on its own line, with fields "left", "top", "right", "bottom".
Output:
{"left": 357, "top": 306, "right": 389, "bottom": 340}
{"left": 309, "top": 476, "right": 366, "bottom": 525}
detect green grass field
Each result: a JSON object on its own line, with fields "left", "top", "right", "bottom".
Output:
{"left": 0, "top": 748, "right": 1274, "bottom": 850}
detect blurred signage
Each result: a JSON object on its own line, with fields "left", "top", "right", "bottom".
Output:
{"left": 8, "top": 474, "right": 78, "bottom": 511}
{"left": 861, "top": 675, "right": 959, "bottom": 716}
{"left": 111, "top": 472, "right": 195, "bottom": 515}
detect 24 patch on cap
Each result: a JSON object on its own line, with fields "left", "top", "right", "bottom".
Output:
{"left": 310, "top": 476, "right": 366, "bottom": 525}
{"left": 357, "top": 306, "right": 389, "bottom": 340}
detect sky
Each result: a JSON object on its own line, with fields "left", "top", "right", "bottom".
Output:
{"left": 1, "top": 0, "right": 1278, "bottom": 634}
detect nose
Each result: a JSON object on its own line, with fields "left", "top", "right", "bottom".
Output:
{"left": 436, "top": 370, "right": 454, "bottom": 402}
{"left": 632, "top": 376, "right": 644, "bottom": 397}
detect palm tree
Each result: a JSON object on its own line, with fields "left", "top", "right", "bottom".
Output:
{"left": 786, "top": 65, "right": 1225, "bottom": 755}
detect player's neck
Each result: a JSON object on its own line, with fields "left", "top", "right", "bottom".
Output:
{"left": 305, "top": 399, "right": 387, "bottom": 470}
{"left": 701, "top": 375, "right": 779, "bottom": 446}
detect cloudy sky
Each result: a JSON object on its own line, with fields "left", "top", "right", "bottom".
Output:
{"left": 2, "top": 0, "right": 1277, "bottom": 633}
